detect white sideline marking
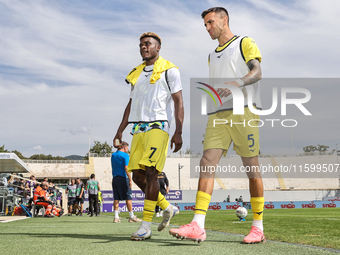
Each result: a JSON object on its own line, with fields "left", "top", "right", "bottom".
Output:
{"left": 0, "top": 216, "right": 30, "bottom": 223}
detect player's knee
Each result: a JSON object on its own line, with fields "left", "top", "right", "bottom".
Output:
{"left": 145, "top": 167, "right": 158, "bottom": 183}
{"left": 132, "top": 173, "right": 142, "bottom": 185}
{"left": 200, "top": 154, "right": 218, "bottom": 167}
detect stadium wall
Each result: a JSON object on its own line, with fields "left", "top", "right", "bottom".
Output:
{"left": 25, "top": 155, "right": 339, "bottom": 202}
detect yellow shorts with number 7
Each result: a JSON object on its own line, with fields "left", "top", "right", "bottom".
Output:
{"left": 127, "top": 129, "right": 169, "bottom": 173}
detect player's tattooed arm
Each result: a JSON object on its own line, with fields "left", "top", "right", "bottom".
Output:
{"left": 243, "top": 59, "right": 262, "bottom": 86}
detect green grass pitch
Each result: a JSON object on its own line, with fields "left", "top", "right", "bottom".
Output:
{"left": 0, "top": 208, "right": 339, "bottom": 255}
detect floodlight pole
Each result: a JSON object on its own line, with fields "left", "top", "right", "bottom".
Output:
{"left": 88, "top": 121, "right": 91, "bottom": 158}
{"left": 336, "top": 143, "right": 340, "bottom": 188}
{"left": 178, "top": 163, "right": 184, "bottom": 190}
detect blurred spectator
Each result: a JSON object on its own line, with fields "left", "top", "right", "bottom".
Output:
{"left": 7, "top": 174, "right": 14, "bottom": 187}
{"left": 86, "top": 174, "right": 100, "bottom": 217}
{"left": 26, "top": 175, "right": 37, "bottom": 205}
{"left": 223, "top": 195, "right": 231, "bottom": 202}
{"left": 13, "top": 176, "right": 25, "bottom": 197}
{"left": 26, "top": 175, "right": 37, "bottom": 191}
{"left": 48, "top": 182, "right": 56, "bottom": 203}
{"left": 75, "top": 178, "right": 85, "bottom": 216}
{"left": 0, "top": 174, "right": 8, "bottom": 186}
{"left": 56, "top": 189, "right": 63, "bottom": 207}
{"left": 97, "top": 190, "right": 104, "bottom": 215}
{"left": 33, "top": 181, "right": 63, "bottom": 217}
{"left": 66, "top": 179, "right": 77, "bottom": 216}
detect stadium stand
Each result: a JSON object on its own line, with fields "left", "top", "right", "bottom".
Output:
{"left": 20, "top": 152, "right": 339, "bottom": 204}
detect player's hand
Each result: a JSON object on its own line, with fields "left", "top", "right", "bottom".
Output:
{"left": 129, "top": 180, "right": 132, "bottom": 189}
{"left": 216, "top": 81, "right": 240, "bottom": 98}
{"left": 79, "top": 195, "right": 82, "bottom": 199}
{"left": 113, "top": 132, "right": 122, "bottom": 148}
{"left": 171, "top": 132, "right": 182, "bottom": 153}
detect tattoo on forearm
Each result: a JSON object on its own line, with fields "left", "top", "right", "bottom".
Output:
{"left": 243, "top": 59, "right": 262, "bottom": 86}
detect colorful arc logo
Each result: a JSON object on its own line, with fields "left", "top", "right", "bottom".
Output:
{"left": 196, "top": 82, "right": 222, "bottom": 106}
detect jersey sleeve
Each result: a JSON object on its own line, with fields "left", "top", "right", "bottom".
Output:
{"left": 123, "top": 154, "right": 130, "bottom": 167}
{"left": 166, "top": 67, "right": 182, "bottom": 94}
{"left": 241, "top": 37, "right": 262, "bottom": 63}
{"left": 129, "top": 85, "right": 134, "bottom": 99}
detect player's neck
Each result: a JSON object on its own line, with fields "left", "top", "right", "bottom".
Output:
{"left": 145, "top": 55, "right": 159, "bottom": 66}
{"left": 218, "top": 30, "right": 234, "bottom": 47}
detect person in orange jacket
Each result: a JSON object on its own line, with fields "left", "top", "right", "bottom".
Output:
{"left": 34, "top": 182, "right": 63, "bottom": 217}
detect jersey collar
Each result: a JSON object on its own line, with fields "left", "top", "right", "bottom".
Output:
{"left": 215, "top": 35, "right": 239, "bottom": 53}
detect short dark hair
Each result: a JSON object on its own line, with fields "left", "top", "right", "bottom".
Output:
{"left": 90, "top": 173, "right": 95, "bottom": 179}
{"left": 201, "top": 7, "right": 229, "bottom": 23}
{"left": 140, "top": 32, "right": 161, "bottom": 45}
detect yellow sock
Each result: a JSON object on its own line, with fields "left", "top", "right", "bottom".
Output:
{"left": 250, "top": 197, "right": 265, "bottom": 220}
{"left": 143, "top": 199, "right": 157, "bottom": 222}
{"left": 156, "top": 192, "right": 170, "bottom": 210}
{"left": 195, "top": 191, "right": 211, "bottom": 215}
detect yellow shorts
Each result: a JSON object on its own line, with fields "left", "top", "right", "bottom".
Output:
{"left": 127, "top": 129, "right": 169, "bottom": 173}
{"left": 203, "top": 107, "right": 260, "bottom": 157}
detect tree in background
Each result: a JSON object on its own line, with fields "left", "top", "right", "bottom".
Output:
{"left": 87, "top": 140, "right": 113, "bottom": 157}
{"left": 184, "top": 147, "right": 192, "bottom": 155}
{"left": 0, "top": 145, "right": 9, "bottom": 153}
{"left": 29, "top": 154, "right": 66, "bottom": 160}
{"left": 303, "top": 144, "right": 330, "bottom": 153}
{"left": 316, "top": 144, "right": 329, "bottom": 152}
{"left": 303, "top": 145, "right": 317, "bottom": 152}
{"left": 12, "top": 150, "right": 26, "bottom": 159}
{"left": 0, "top": 145, "right": 27, "bottom": 159}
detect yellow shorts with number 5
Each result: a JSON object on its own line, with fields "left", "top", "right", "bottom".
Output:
{"left": 203, "top": 107, "right": 260, "bottom": 157}
{"left": 128, "top": 129, "right": 169, "bottom": 173}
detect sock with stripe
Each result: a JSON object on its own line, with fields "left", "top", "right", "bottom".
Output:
{"left": 250, "top": 197, "right": 265, "bottom": 231}
{"left": 143, "top": 199, "right": 157, "bottom": 223}
{"left": 192, "top": 191, "right": 211, "bottom": 229}
{"left": 156, "top": 192, "right": 170, "bottom": 210}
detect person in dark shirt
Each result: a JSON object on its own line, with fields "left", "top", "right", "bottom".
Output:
{"left": 75, "top": 178, "right": 85, "bottom": 216}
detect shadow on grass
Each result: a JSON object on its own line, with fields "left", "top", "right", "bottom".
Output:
{"left": 0, "top": 232, "right": 241, "bottom": 245}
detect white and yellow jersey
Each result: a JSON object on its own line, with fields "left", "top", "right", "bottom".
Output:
{"left": 128, "top": 65, "right": 182, "bottom": 133}
{"left": 208, "top": 35, "right": 262, "bottom": 113}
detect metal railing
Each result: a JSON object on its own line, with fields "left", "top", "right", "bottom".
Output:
{"left": 23, "top": 160, "right": 89, "bottom": 164}
{"left": 167, "top": 151, "right": 337, "bottom": 158}
{"left": 89, "top": 153, "right": 111, "bottom": 157}
{"left": 22, "top": 151, "right": 336, "bottom": 162}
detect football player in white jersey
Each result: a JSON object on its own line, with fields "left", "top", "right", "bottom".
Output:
{"left": 170, "top": 7, "right": 265, "bottom": 244}
{"left": 114, "top": 32, "right": 184, "bottom": 240}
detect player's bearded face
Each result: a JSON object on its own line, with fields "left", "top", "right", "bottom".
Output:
{"left": 139, "top": 37, "right": 160, "bottom": 61}
{"left": 204, "top": 12, "right": 224, "bottom": 40}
